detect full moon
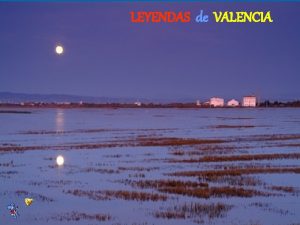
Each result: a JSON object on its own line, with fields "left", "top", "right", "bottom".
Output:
{"left": 56, "top": 155, "right": 64, "bottom": 166}
{"left": 55, "top": 45, "right": 64, "bottom": 55}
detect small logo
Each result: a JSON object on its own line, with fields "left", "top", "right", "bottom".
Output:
{"left": 25, "top": 198, "right": 34, "bottom": 206}
{"left": 7, "top": 203, "right": 19, "bottom": 218}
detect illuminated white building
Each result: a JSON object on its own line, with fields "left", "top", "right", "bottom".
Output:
{"left": 242, "top": 96, "right": 256, "bottom": 107}
{"left": 209, "top": 97, "right": 224, "bottom": 107}
{"left": 227, "top": 99, "right": 239, "bottom": 107}
{"left": 134, "top": 101, "right": 142, "bottom": 107}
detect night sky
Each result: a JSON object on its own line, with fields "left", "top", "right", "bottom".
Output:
{"left": 0, "top": 3, "right": 299, "bottom": 101}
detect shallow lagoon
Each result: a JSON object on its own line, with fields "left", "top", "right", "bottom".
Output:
{"left": 0, "top": 108, "right": 300, "bottom": 225}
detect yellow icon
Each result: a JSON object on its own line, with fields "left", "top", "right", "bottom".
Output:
{"left": 24, "top": 198, "right": 33, "bottom": 206}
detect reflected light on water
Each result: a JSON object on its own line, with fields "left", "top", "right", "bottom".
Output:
{"left": 56, "top": 155, "right": 64, "bottom": 166}
{"left": 55, "top": 109, "right": 65, "bottom": 133}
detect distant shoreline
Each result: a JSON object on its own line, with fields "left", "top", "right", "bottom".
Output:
{"left": 0, "top": 101, "right": 300, "bottom": 109}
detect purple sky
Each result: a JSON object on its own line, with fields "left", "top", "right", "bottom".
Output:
{"left": 0, "top": 3, "right": 299, "bottom": 101}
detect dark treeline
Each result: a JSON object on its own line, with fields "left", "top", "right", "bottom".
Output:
{"left": 259, "top": 100, "right": 300, "bottom": 107}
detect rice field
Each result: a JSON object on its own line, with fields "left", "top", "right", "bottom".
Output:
{"left": 0, "top": 108, "right": 300, "bottom": 225}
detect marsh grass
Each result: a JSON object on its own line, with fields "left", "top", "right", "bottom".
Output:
{"left": 154, "top": 202, "right": 233, "bottom": 220}
{"left": 52, "top": 211, "right": 111, "bottom": 222}
{"left": 209, "top": 125, "right": 256, "bottom": 129}
{"left": 250, "top": 202, "right": 292, "bottom": 216}
{"left": 64, "top": 189, "right": 168, "bottom": 201}
{"left": 169, "top": 153, "right": 300, "bottom": 163}
{"left": 269, "top": 186, "right": 297, "bottom": 193}
{"left": 15, "top": 190, "right": 54, "bottom": 202}
{"left": 136, "top": 137, "right": 226, "bottom": 146}
{"left": 198, "top": 175, "right": 263, "bottom": 186}
{"left": 2, "top": 133, "right": 300, "bottom": 153}
{"left": 123, "top": 179, "right": 267, "bottom": 198}
{"left": 169, "top": 167, "right": 300, "bottom": 178}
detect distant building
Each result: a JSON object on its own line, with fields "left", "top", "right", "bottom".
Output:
{"left": 242, "top": 96, "right": 256, "bottom": 107}
{"left": 227, "top": 99, "right": 239, "bottom": 107}
{"left": 203, "top": 101, "right": 210, "bottom": 107}
{"left": 196, "top": 100, "right": 201, "bottom": 106}
{"left": 209, "top": 97, "right": 224, "bottom": 107}
{"left": 134, "top": 101, "right": 142, "bottom": 107}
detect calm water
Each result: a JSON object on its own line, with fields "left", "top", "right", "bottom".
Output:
{"left": 0, "top": 108, "right": 300, "bottom": 225}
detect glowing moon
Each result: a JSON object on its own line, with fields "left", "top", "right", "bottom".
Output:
{"left": 55, "top": 45, "right": 64, "bottom": 55}
{"left": 56, "top": 155, "right": 64, "bottom": 166}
